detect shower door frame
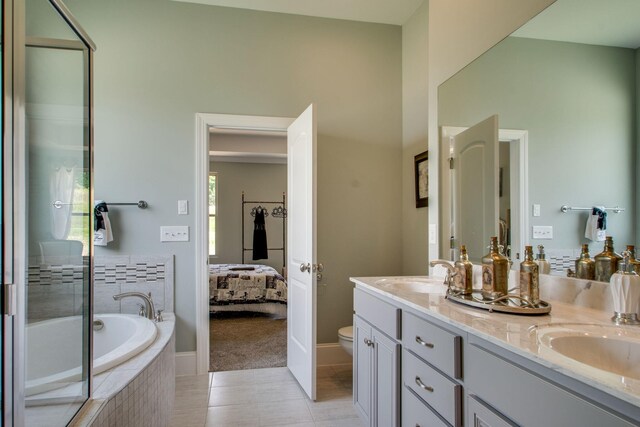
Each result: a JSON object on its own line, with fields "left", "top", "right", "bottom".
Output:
{"left": 6, "top": 0, "right": 96, "bottom": 424}
{"left": 2, "top": 0, "right": 15, "bottom": 425}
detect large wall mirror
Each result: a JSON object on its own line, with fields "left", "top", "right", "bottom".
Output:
{"left": 438, "top": 0, "right": 639, "bottom": 273}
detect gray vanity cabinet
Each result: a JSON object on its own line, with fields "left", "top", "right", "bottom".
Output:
{"left": 353, "top": 289, "right": 401, "bottom": 427}
{"left": 466, "top": 338, "right": 639, "bottom": 427}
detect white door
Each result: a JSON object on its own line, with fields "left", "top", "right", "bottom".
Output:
{"left": 453, "top": 115, "right": 498, "bottom": 262}
{"left": 287, "top": 104, "right": 317, "bottom": 400}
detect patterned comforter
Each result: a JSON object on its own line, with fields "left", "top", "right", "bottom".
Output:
{"left": 209, "top": 264, "right": 287, "bottom": 306}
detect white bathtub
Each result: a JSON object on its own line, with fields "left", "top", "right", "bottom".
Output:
{"left": 26, "top": 314, "right": 157, "bottom": 396}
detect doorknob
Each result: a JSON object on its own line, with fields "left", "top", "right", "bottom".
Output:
{"left": 299, "top": 263, "right": 311, "bottom": 273}
{"left": 313, "top": 263, "right": 324, "bottom": 272}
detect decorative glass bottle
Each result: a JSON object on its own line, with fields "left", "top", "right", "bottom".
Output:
{"left": 481, "top": 237, "right": 509, "bottom": 299}
{"left": 575, "top": 244, "right": 595, "bottom": 280}
{"left": 623, "top": 245, "right": 640, "bottom": 276}
{"left": 535, "top": 245, "right": 551, "bottom": 275}
{"left": 453, "top": 245, "right": 474, "bottom": 295}
{"left": 594, "top": 236, "right": 622, "bottom": 282}
{"left": 519, "top": 246, "right": 539, "bottom": 304}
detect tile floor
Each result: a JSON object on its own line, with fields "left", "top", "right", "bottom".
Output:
{"left": 169, "top": 365, "right": 363, "bottom": 427}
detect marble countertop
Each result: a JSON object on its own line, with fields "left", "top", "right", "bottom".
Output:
{"left": 350, "top": 276, "right": 640, "bottom": 409}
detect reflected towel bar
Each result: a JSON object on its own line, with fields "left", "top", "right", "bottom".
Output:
{"left": 53, "top": 200, "right": 148, "bottom": 209}
{"left": 560, "top": 205, "right": 624, "bottom": 214}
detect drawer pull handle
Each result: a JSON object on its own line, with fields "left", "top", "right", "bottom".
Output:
{"left": 415, "top": 376, "right": 434, "bottom": 393}
{"left": 364, "top": 338, "right": 374, "bottom": 347}
{"left": 415, "top": 336, "right": 434, "bottom": 348}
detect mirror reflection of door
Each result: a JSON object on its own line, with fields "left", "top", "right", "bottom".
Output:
{"left": 451, "top": 115, "right": 499, "bottom": 263}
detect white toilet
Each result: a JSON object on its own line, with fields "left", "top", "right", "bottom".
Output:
{"left": 338, "top": 326, "right": 354, "bottom": 356}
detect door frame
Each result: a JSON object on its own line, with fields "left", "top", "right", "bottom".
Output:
{"left": 194, "top": 112, "right": 294, "bottom": 375}
{"left": 439, "top": 126, "right": 528, "bottom": 263}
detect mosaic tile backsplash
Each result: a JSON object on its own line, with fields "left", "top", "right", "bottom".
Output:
{"left": 27, "top": 255, "right": 174, "bottom": 322}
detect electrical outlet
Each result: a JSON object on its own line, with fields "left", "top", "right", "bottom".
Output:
{"left": 160, "top": 226, "right": 189, "bottom": 242}
{"left": 532, "top": 225, "right": 553, "bottom": 239}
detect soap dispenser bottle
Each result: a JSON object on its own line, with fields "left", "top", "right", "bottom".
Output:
{"left": 453, "top": 245, "right": 473, "bottom": 295}
{"left": 575, "top": 244, "right": 595, "bottom": 280}
{"left": 609, "top": 250, "right": 640, "bottom": 325}
{"left": 481, "top": 236, "right": 509, "bottom": 299}
{"left": 519, "top": 246, "right": 540, "bottom": 304}
{"left": 535, "top": 245, "right": 551, "bottom": 275}
{"left": 594, "top": 236, "right": 622, "bottom": 282}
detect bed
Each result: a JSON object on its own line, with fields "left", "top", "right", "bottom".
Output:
{"left": 209, "top": 264, "right": 287, "bottom": 317}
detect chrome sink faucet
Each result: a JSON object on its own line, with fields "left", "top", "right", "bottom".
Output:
{"left": 429, "top": 260, "right": 458, "bottom": 289}
{"left": 113, "top": 291, "right": 162, "bottom": 322}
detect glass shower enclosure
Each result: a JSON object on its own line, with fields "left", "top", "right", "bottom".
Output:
{"left": 7, "top": 0, "right": 95, "bottom": 425}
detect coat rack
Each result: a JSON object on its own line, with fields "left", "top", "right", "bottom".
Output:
{"left": 241, "top": 192, "right": 287, "bottom": 265}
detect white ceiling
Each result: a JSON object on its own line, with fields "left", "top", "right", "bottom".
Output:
{"left": 171, "top": 0, "right": 424, "bottom": 25}
{"left": 513, "top": 0, "right": 640, "bottom": 49}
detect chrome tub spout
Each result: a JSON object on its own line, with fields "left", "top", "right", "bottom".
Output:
{"left": 113, "top": 291, "right": 160, "bottom": 322}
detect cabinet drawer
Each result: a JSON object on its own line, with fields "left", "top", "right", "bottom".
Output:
{"left": 403, "top": 311, "right": 461, "bottom": 379}
{"left": 354, "top": 288, "right": 401, "bottom": 340}
{"left": 402, "top": 386, "right": 450, "bottom": 427}
{"left": 403, "top": 349, "right": 462, "bottom": 427}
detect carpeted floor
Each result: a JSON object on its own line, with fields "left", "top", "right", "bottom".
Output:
{"left": 209, "top": 312, "right": 287, "bottom": 372}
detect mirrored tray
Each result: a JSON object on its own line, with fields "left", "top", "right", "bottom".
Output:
{"left": 446, "top": 289, "right": 552, "bottom": 315}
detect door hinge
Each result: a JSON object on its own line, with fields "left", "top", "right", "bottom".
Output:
{"left": 3, "top": 283, "right": 16, "bottom": 317}
{"left": 448, "top": 157, "right": 454, "bottom": 169}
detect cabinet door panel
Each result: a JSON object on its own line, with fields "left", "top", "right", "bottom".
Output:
{"left": 354, "top": 315, "right": 372, "bottom": 425}
{"left": 373, "top": 328, "right": 400, "bottom": 427}
{"left": 468, "top": 395, "right": 517, "bottom": 427}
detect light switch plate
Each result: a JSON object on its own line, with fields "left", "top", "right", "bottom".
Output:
{"left": 533, "top": 204, "right": 541, "bottom": 217}
{"left": 429, "top": 224, "right": 437, "bottom": 244}
{"left": 532, "top": 225, "right": 553, "bottom": 239}
{"left": 161, "top": 226, "right": 189, "bottom": 242}
{"left": 178, "top": 200, "right": 189, "bottom": 215}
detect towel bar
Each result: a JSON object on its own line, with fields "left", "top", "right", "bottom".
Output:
{"left": 53, "top": 200, "right": 148, "bottom": 209}
{"left": 560, "top": 205, "right": 624, "bottom": 214}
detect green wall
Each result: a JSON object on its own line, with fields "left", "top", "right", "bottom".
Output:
{"left": 66, "top": 0, "right": 403, "bottom": 350}
{"left": 440, "top": 36, "right": 637, "bottom": 253}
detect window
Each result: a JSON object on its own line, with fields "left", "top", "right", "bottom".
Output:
{"left": 67, "top": 169, "right": 90, "bottom": 255}
{"left": 209, "top": 173, "right": 217, "bottom": 256}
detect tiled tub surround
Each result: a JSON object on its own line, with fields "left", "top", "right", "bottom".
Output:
{"left": 27, "top": 255, "right": 174, "bottom": 322}
{"left": 71, "top": 313, "right": 176, "bottom": 427}
{"left": 350, "top": 274, "right": 640, "bottom": 415}
{"left": 93, "top": 255, "right": 174, "bottom": 316}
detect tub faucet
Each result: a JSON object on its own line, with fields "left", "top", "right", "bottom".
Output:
{"left": 429, "top": 259, "right": 458, "bottom": 289}
{"left": 113, "top": 292, "right": 161, "bottom": 322}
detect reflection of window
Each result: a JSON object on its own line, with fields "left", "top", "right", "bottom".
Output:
{"left": 67, "top": 169, "right": 90, "bottom": 255}
{"left": 209, "top": 173, "right": 217, "bottom": 256}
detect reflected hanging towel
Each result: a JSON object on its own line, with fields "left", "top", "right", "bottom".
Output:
{"left": 94, "top": 200, "right": 114, "bottom": 246}
{"left": 50, "top": 167, "right": 76, "bottom": 240}
{"left": 585, "top": 206, "right": 607, "bottom": 242}
{"left": 252, "top": 208, "right": 268, "bottom": 260}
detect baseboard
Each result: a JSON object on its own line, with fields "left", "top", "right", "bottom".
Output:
{"left": 317, "top": 343, "right": 352, "bottom": 366}
{"left": 176, "top": 351, "right": 197, "bottom": 376}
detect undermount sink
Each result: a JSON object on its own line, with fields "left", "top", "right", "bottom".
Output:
{"left": 533, "top": 324, "right": 640, "bottom": 381}
{"left": 375, "top": 277, "right": 447, "bottom": 294}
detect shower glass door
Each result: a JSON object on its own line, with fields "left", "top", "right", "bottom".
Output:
{"left": 23, "top": 0, "right": 93, "bottom": 425}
